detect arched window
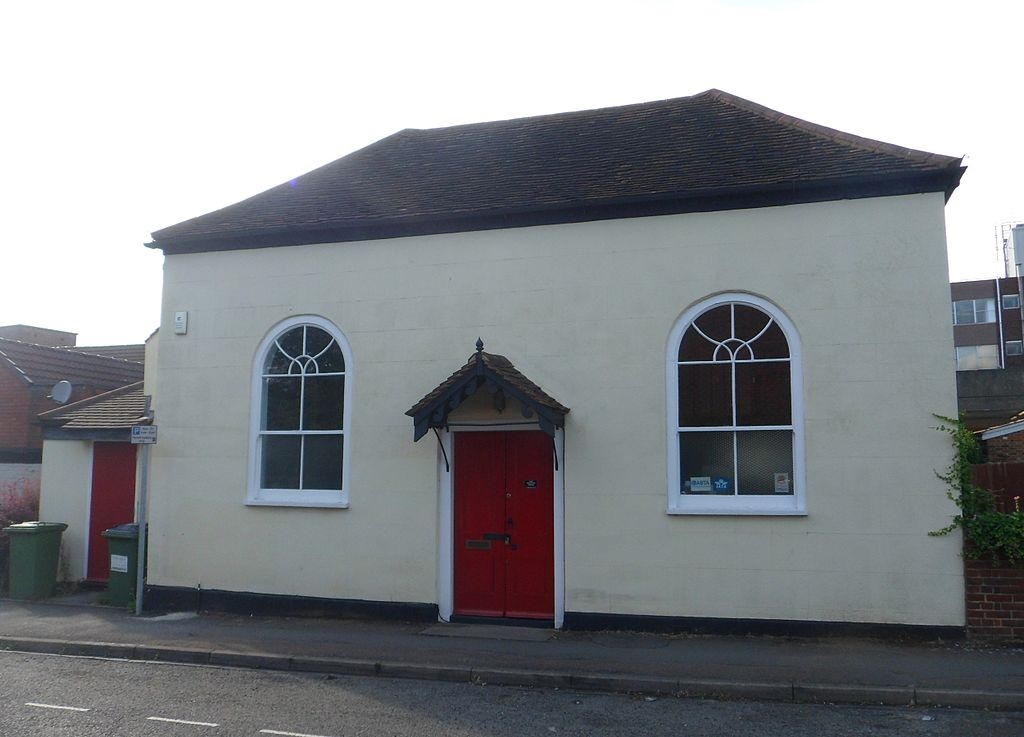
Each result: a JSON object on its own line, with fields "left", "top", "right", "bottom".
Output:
{"left": 667, "top": 294, "right": 805, "bottom": 515}
{"left": 248, "top": 316, "right": 352, "bottom": 507}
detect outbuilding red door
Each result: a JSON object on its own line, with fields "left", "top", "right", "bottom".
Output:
{"left": 454, "top": 431, "right": 554, "bottom": 619}
{"left": 86, "top": 442, "right": 137, "bottom": 581}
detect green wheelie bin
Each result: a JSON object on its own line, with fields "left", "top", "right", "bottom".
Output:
{"left": 102, "top": 523, "right": 140, "bottom": 607}
{"left": 3, "top": 522, "right": 67, "bottom": 600}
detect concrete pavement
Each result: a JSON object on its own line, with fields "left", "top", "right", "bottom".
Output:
{"left": 1, "top": 593, "right": 1022, "bottom": 710}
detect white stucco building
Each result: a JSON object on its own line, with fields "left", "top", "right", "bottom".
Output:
{"left": 143, "top": 90, "right": 967, "bottom": 634}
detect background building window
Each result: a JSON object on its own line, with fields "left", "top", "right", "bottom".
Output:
{"left": 1003, "top": 293, "right": 1021, "bottom": 311}
{"left": 953, "top": 298, "right": 996, "bottom": 325}
{"left": 667, "top": 294, "right": 804, "bottom": 515}
{"left": 955, "top": 344, "right": 1000, "bottom": 371}
{"left": 1006, "top": 340, "right": 1023, "bottom": 357}
{"left": 249, "top": 317, "right": 352, "bottom": 507}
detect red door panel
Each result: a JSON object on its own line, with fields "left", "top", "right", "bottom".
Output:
{"left": 453, "top": 431, "right": 553, "bottom": 620}
{"left": 87, "top": 442, "right": 137, "bottom": 581}
{"left": 504, "top": 432, "right": 554, "bottom": 619}
{"left": 454, "top": 433, "right": 506, "bottom": 616}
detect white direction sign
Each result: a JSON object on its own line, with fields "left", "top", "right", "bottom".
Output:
{"left": 131, "top": 425, "right": 158, "bottom": 444}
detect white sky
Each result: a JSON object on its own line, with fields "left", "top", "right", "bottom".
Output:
{"left": 2, "top": 1, "right": 1021, "bottom": 345}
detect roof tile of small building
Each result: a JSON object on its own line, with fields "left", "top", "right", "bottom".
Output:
{"left": 38, "top": 381, "right": 147, "bottom": 430}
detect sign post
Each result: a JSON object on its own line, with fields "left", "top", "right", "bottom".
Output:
{"left": 131, "top": 421, "right": 156, "bottom": 615}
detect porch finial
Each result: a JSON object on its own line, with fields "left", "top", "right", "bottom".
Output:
{"left": 475, "top": 337, "right": 484, "bottom": 353}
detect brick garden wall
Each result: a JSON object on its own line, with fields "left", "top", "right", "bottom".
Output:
{"left": 967, "top": 463, "right": 1024, "bottom": 638}
{"left": 964, "top": 557, "right": 1024, "bottom": 638}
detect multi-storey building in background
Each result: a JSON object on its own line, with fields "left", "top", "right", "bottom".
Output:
{"left": 953, "top": 223, "right": 1024, "bottom": 429}
{"left": 951, "top": 275, "right": 1024, "bottom": 371}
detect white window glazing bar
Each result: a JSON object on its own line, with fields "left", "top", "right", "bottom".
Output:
{"left": 676, "top": 425, "right": 793, "bottom": 432}
{"left": 261, "top": 372, "right": 345, "bottom": 378}
{"left": 675, "top": 358, "right": 789, "bottom": 366}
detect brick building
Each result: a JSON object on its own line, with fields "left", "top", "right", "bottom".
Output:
{"left": 0, "top": 328, "right": 144, "bottom": 490}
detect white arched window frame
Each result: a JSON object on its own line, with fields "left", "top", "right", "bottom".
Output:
{"left": 666, "top": 293, "right": 806, "bottom": 515}
{"left": 247, "top": 315, "right": 354, "bottom": 508}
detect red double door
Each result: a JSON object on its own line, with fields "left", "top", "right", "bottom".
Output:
{"left": 454, "top": 431, "right": 554, "bottom": 620}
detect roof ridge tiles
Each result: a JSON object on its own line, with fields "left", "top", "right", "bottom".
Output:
{"left": 0, "top": 346, "right": 34, "bottom": 385}
{"left": 66, "top": 349, "right": 143, "bottom": 364}
{"left": 74, "top": 343, "right": 144, "bottom": 351}
{"left": 399, "top": 93, "right": 700, "bottom": 134}
{"left": 0, "top": 336, "right": 142, "bottom": 363}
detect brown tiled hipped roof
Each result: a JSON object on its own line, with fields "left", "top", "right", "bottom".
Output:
{"left": 38, "top": 382, "right": 147, "bottom": 430}
{"left": 0, "top": 337, "right": 144, "bottom": 388}
{"left": 150, "top": 89, "right": 965, "bottom": 254}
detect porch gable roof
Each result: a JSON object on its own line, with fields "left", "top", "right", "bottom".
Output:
{"left": 406, "top": 340, "right": 569, "bottom": 440}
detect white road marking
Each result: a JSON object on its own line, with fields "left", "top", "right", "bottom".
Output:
{"left": 25, "top": 702, "right": 91, "bottom": 712}
{"left": 260, "top": 730, "right": 337, "bottom": 737}
{"left": 147, "top": 716, "right": 220, "bottom": 727}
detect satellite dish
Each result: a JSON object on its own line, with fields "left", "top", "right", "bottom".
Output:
{"left": 50, "top": 380, "right": 72, "bottom": 404}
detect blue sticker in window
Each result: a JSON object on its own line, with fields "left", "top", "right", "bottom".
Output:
{"left": 712, "top": 477, "right": 731, "bottom": 494}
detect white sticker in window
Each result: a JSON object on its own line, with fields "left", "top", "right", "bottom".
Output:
{"left": 689, "top": 476, "right": 712, "bottom": 493}
{"left": 110, "top": 554, "right": 129, "bottom": 573}
{"left": 774, "top": 473, "right": 791, "bottom": 494}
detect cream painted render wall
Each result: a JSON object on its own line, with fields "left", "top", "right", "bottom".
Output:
{"left": 150, "top": 193, "right": 964, "bottom": 626}
{"left": 144, "top": 330, "right": 160, "bottom": 408}
{"left": 39, "top": 439, "right": 93, "bottom": 581}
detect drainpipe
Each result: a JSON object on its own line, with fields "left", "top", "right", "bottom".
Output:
{"left": 997, "top": 279, "right": 1005, "bottom": 368}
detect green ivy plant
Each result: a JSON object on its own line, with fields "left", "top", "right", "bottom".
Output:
{"left": 931, "top": 414, "right": 1024, "bottom": 564}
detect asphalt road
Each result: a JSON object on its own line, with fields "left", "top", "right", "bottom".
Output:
{"left": 1, "top": 650, "right": 1021, "bottom": 737}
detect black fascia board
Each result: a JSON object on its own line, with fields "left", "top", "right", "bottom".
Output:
{"left": 410, "top": 372, "right": 481, "bottom": 441}
{"left": 149, "top": 168, "right": 965, "bottom": 255}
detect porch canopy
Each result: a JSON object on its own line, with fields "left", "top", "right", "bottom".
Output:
{"left": 406, "top": 340, "right": 569, "bottom": 440}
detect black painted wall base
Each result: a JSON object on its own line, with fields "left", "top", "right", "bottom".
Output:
{"left": 143, "top": 585, "right": 438, "bottom": 623}
{"left": 563, "top": 611, "right": 965, "bottom": 640}
{"left": 142, "top": 586, "right": 965, "bottom": 640}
